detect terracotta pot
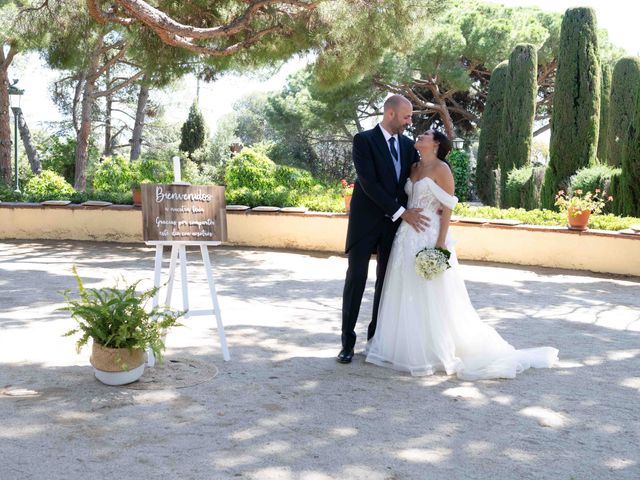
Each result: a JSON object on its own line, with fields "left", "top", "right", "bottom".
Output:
{"left": 567, "top": 207, "right": 590, "bottom": 231}
{"left": 344, "top": 194, "right": 352, "bottom": 213}
{"left": 132, "top": 188, "right": 142, "bottom": 206}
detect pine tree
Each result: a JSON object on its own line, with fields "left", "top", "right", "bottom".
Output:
{"left": 498, "top": 44, "right": 538, "bottom": 207}
{"left": 597, "top": 63, "right": 612, "bottom": 163}
{"left": 476, "top": 61, "right": 508, "bottom": 206}
{"left": 541, "top": 7, "right": 601, "bottom": 209}
{"left": 606, "top": 57, "right": 640, "bottom": 167}
{"left": 179, "top": 101, "right": 207, "bottom": 157}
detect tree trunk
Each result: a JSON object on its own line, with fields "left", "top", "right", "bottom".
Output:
{"left": 15, "top": 108, "right": 41, "bottom": 174}
{"left": 130, "top": 77, "right": 149, "bottom": 160}
{"left": 74, "top": 39, "right": 103, "bottom": 191}
{"left": 0, "top": 46, "right": 17, "bottom": 186}
{"left": 430, "top": 87, "right": 455, "bottom": 139}
{"left": 104, "top": 91, "right": 113, "bottom": 156}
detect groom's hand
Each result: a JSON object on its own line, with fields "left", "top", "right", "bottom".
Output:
{"left": 401, "top": 208, "right": 430, "bottom": 232}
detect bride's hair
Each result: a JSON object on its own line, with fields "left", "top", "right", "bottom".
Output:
{"left": 428, "top": 129, "right": 453, "bottom": 162}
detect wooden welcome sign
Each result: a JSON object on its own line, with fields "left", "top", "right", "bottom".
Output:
{"left": 141, "top": 184, "right": 227, "bottom": 242}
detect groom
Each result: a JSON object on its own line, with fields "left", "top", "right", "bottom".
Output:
{"left": 338, "top": 94, "right": 430, "bottom": 364}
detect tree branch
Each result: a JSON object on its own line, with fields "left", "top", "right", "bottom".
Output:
{"left": 86, "top": 0, "right": 319, "bottom": 55}
{"left": 86, "top": 0, "right": 134, "bottom": 26}
{"left": 95, "top": 70, "right": 145, "bottom": 97}
{"left": 19, "top": 0, "right": 50, "bottom": 15}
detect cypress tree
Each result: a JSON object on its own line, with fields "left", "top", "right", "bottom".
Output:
{"left": 541, "top": 7, "right": 601, "bottom": 209}
{"left": 597, "top": 63, "right": 612, "bottom": 163}
{"left": 498, "top": 44, "right": 538, "bottom": 207}
{"left": 179, "top": 101, "right": 207, "bottom": 157}
{"left": 606, "top": 57, "right": 640, "bottom": 167}
{"left": 620, "top": 92, "right": 640, "bottom": 217}
{"left": 476, "top": 61, "right": 508, "bottom": 206}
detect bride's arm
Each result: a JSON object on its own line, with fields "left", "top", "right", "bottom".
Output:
{"left": 434, "top": 164, "right": 456, "bottom": 249}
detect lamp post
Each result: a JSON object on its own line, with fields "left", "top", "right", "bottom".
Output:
{"left": 8, "top": 82, "right": 24, "bottom": 193}
{"left": 452, "top": 137, "right": 464, "bottom": 150}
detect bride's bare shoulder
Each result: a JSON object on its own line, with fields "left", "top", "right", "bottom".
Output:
{"left": 435, "top": 161, "right": 455, "bottom": 195}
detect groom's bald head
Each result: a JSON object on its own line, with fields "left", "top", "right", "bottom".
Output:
{"left": 382, "top": 95, "right": 413, "bottom": 135}
{"left": 383, "top": 95, "right": 412, "bottom": 113}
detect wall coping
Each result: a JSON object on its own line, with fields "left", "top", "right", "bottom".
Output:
{"left": 2, "top": 201, "right": 639, "bottom": 240}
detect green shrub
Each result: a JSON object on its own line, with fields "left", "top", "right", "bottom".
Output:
{"left": 452, "top": 203, "right": 640, "bottom": 231}
{"left": 23, "top": 170, "right": 75, "bottom": 202}
{"left": 448, "top": 150, "right": 471, "bottom": 201}
{"left": 225, "top": 182, "right": 344, "bottom": 212}
{"left": 608, "top": 170, "right": 623, "bottom": 214}
{"left": 131, "top": 158, "right": 174, "bottom": 187}
{"left": 0, "top": 183, "right": 24, "bottom": 201}
{"left": 39, "top": 136, "right": 99, "bottom": 185}
{"left": 569, "top": 164, "right": 620, "bottom": 195}
{"left": 225, "top": 147, "right": 277, "bottom": 190}
{"left": 274, "top": 164, "right": 316, "bottom": 190}
{"left": 93, "top": 156, "right": 133, "bottom": 193}
{"left": 181, "top": 157, "right": 218, "bottom": 185}
{"left": 503, "top": 165, "right": 544, "bottom": 209}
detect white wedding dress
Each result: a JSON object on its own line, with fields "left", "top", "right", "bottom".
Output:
{"left": 366, "top": 176, "right": 558, "bottom": 380}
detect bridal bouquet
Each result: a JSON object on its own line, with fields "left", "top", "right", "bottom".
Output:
{"left": 415, "top": 247, "right": 452, "bottom": 280}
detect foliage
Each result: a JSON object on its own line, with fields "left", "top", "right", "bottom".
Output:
{"left": 92, "top": 156, "right": 134, "bottom": 193}
{"left": 206, "top": 112, "right": 240, "bottom": 181}
{"left": 597, "top": 63, "right": 612, "bottom": 164}
{"left": 225, "top": 147, "right": 277, "bottom": 190}
{"left": 498, "top": 44, "right": 537, "bottom": 205}
{"left": 453, "top": 203, "right": 639, "bottom": 231}
{"left": 179, "top": 101, "right": 207, "bottom": 157}
{"left": 69, "top": 190, "right": 133, "bottom": 205}
{"left": 554, "top": 188, "right": 612, "bottom": 216}
{"left": 130, "top": 158, "right": 174, "bottom": 188}
{"left": 0, "top": 183, "right": 23, "bottom": 201}
{"left": 340, "top": 179, "right": 355, "bottom": 196}
{"left": 620, "top": 92, "right": 640, "bottom": 217}
{"left": 181, "top": 157, "right": 218, "bottom": 185}
{"left": 606, "top": 57, "right": 640, "bottom": 167}
{"left": 569, "top": 164, "right": 620, "bottom": 198}
{"left": 607, "top": 170, "right": 623, "bottom": 214}
{"left": 222, "top": 146, "right": 342, "bottom": 210}
{"left": 274, "top": 165, "right": 316, "bottom": 190}
{"left": 38, "top": 136, "right": 98, "bottom": 185}
{"left": 541, "top": 7, "right": 601, "bottom": 209}
{"left": 265, "top": 69, "right": 357, "bottom": 179}
{"left": 448, "top": 150, "right": 471, "bottom": 201}
{"left": 476, "top": 61, "right": 508, "bottom": 206}
{"left": 503, "top": 165, "right": 544, "bottom": 210}
{"left": 23, "top": 170, "right": 75, "bottom": 202}
{"left": 62, "top": 266, "right": 182, "bottom": 364}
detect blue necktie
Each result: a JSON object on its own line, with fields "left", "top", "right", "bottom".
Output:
{"left": 389, "top": 137, "right": 400, "bottom": 180}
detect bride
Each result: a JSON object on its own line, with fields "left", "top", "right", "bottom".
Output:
{"left": 365, "top": 130, "right": 558, "bottom": 380}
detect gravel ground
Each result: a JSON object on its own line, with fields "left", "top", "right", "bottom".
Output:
{"left": 1, "top": 240, "right": 639, "bottom": 480}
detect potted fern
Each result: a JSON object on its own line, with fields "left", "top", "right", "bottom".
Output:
{"left": 62, "top": 266, "right": 183, "bottom": 386}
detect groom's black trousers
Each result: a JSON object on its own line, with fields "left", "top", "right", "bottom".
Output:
{"left": 342, "top": 217, "right": 398, "bottom": 353}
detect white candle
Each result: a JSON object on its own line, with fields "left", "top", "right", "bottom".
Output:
{"left": 172, "top": 156, "right": 181, "bottom": 183}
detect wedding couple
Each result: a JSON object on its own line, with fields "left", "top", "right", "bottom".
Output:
{"left": 339, "top": 94, "right": 558, "bottom": 380}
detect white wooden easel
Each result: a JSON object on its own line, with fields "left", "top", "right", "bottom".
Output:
{"left": 146, "top": 240, "right": 230, "bottom": 364}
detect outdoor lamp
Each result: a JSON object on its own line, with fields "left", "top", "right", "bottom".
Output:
{"left": 453, "top": 137, "right": 464, "bottom": 150}
{"left": 8, "top": 81, "right": 24, "bottom": 193}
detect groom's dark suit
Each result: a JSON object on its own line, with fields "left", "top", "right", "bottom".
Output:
{"left": 341, "top": 124, "right": 418, "bottom": 354}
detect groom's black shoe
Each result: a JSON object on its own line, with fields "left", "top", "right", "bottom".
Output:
{"left": 337, "top": 349, "right": 354, "bottom": 364}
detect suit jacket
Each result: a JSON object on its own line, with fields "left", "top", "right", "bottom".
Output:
{"left": 345, "top": 125, "right": 417, "bottom": 253}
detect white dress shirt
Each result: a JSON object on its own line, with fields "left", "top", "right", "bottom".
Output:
{"left": 379, "top": 124, "right": 405, "bottom": 222}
